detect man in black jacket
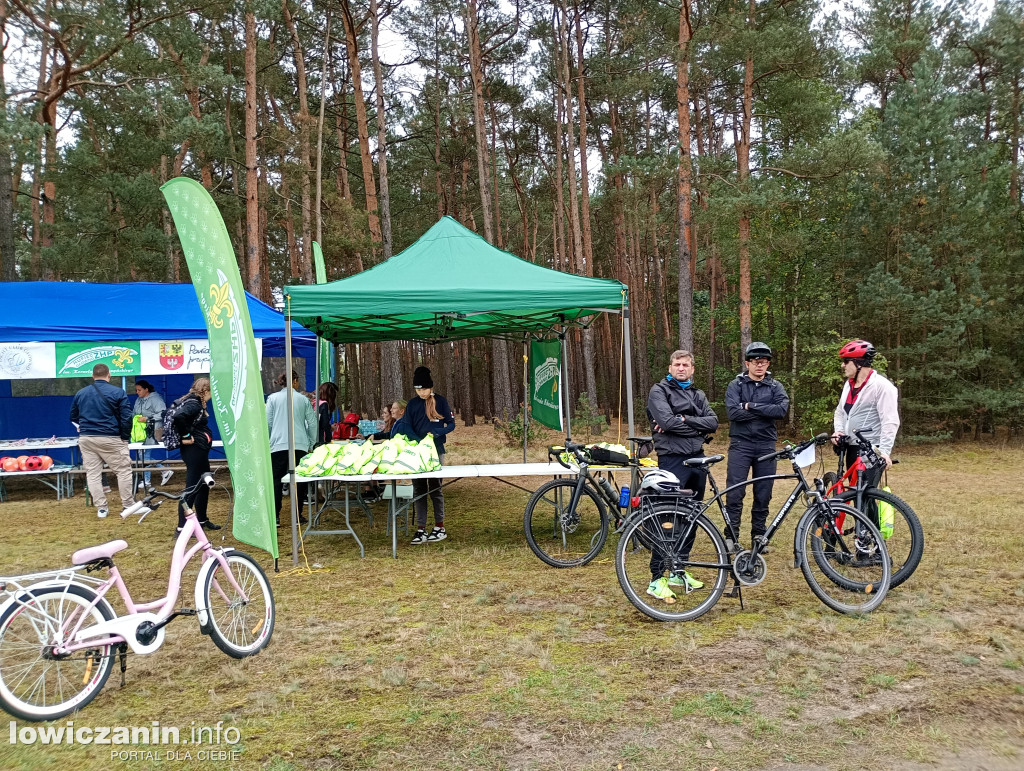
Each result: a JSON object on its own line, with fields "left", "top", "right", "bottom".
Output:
{"left": 724, "top": 342, "right": 790, "bottom": 550}
{"left": 69, "top": 363, "right": 136, "bottom": 518}
{"left": 645, "top": 350, "right": 720, "bottom": 601}
{"left": 646, "top": 350, "right": 719, "bottom": 497}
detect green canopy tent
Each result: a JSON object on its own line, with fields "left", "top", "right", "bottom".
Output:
{"left": 279, "top": 217, "right": 635, "bottom": 562}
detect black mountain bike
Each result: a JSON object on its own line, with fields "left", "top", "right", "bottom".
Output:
{"left": 523, "top": 440, "right": 647, "bottom": 568}
{"left": 615, "top": 434, "right": 892, "bottom": 622}
{"left": 823, "top": 431, "right": 924, "bottom": 589}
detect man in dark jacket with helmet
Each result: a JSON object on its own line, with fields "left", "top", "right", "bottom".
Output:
{"left": 724, "top": 342, "right": 790, "bottom": 551}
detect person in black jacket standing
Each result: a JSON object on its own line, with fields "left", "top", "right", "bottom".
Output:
{"left": 724, "top": 342, "right": 790, "bottom": 551}
{"left": 646, "top": 350, "right": 719, "bottom": 497}
{"left": 645, "top": 350, "right": 720, "bottom": 601}
{"left": 172, "top": 378, "right": 221, "bottom": 535}
{"left": 69, "top": 363, "right": 136, "bottom": 519}
{"left": 396, "top": 366, "right": 455, "bottom": 545}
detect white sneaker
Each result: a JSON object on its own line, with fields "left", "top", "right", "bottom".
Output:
{"left": 160, "top": 469, "right": 174, "bottom": 486}
{"left": 137, "top": 480, "right": 147, "bottom": 492}
{"left": 97, "top": 508, "right": 108, "bottom": 518}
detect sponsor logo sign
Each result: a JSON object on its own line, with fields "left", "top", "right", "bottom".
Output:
{"left": 55, "top": 342, "right": 141, "bottom": 378}
{"left": 159, "top": 342, "right": 184, "bottom": 370}
{"left": 0, "top": 342, "right": 57, "bottom": 379}
{"left": 140, "top": 339, "right": 262, "bottom": 375}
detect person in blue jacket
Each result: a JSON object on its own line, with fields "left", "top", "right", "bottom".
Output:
{"left": 724, "top": 342, "right": 790, "bottom": 552}
{"left": 395, "top": 366, "right": 455, "bottom": 544}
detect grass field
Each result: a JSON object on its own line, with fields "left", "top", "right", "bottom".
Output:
{"left": 1, "top": 424, "right": 1022, "bottom": 770}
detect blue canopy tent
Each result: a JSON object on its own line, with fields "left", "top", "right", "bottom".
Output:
{"left": 0, "top": 282, "right": 316, "bottom": 463}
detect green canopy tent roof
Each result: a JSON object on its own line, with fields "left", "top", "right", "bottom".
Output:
{"left": 281, "top": 216, "right": 637, "bottom": 453}
{"left": 284, "top": 216, "right": 629, "bottom": 344}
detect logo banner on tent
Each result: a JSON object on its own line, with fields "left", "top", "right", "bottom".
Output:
{"left": 0, "top": 342, "right": 56, "bottom": 379}
{"left": 530, "top": 339, "right": 562, "bottom": 431}
{"left": 312, "top": 241, "right": 332, "bottom": 382}
{"left": 55, "top": 342, "right": 141, "bottom": 378}
{"left": 161, "top": 177, "right": 278, "bottom": 559}
{"left": 139, "top": 339, "right": 263, "bottom": 375}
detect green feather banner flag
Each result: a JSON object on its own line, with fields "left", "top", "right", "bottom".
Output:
{"left": 161, "top": 177, "right": 278, "bottom": 558}
{"left": 312, "top": 241, "right": 333, "bottom": 382}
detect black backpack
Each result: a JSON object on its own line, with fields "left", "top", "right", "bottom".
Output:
{"left": 161, "top": 397, "right": 189, "bottom": 450}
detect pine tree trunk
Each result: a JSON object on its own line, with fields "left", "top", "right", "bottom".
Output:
{"left": 339, "top": 0, "right": 382, "bottom": 246}
{"left": 736, "top": 0, "right": 755, "bottom": 355}
{"left": 465, "top": 0, "right": 513, "bottom": 420}
{"left": 676, "top": 0, "right": 695, "bottom": 352}
{"left": 244, "top": 9, "right": 262, "bottom": 298}
{"left": 0, "top": 0, "right": 15, "bottom": 282}
{"left": 283, "top": 0, "right": 313, "bottom": 284}
{"left": 332, "top": 56, "right": 352, "bottom": 200}
{"left": 1011, "top": 76, "right": 1020, "bottom": 207}
{"left": 466, "top": 0, "right": 493, "bottom": 243}
{"left": 459, "top": 339, "right": 475, "bottom": 425}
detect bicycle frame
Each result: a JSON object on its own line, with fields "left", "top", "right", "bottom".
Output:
{"left": 825, "top": 453, "right": 864, "bottom": 495}
{"left": 49, "top": 507, "right": 246, "bottom": 657}
{"left": 650, "top": 451, "right": 830, "bottom": 569}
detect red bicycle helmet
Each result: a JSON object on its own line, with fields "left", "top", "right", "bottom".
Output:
{"left": 839, "top": 339, "right": 876, "bottom": 362}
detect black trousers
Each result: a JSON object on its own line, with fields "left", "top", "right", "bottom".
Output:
{"left": 725, "top": 442, "right": 778, "bottom": 541}
{"left": 648, "top": 453, "right": 707, "bottom": 580}
{"left": 271, "top": 449, "right": 309, "bottom": 521}
{"left": 177, "top": 443, "right": 211, "bottom": 529}
{"left": 413, "top": 452, "right": 445, "bottom": 529}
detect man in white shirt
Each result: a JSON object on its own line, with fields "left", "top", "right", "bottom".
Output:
{"left": 831, "top": 339, "right": 900, "bottom": 468}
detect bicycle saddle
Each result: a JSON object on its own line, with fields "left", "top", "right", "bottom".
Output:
{"left": 683, "top": 454, "right": 724, "bottom": 467}
{"left": 72, "top": 540, "right": 128, "bottom": 566}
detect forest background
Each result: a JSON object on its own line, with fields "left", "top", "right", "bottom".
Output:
{"left": 0, "top": 0, "right": 1021, "bottom": 442}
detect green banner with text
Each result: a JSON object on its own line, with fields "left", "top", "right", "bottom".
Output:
{"left": 56, "top": 342, "right": 142, "bottom": 378}
{"left": 312, "top": 241, "right": 333, "bottom": 384}
{"left": 530, "top": 339, "right": 563, "bottom": 431}
{"left": 161, "top": 177, "right": 278, "bottom": 558}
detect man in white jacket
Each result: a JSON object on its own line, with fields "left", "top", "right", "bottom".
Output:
{"left": 831, "top": 339, "right": 900, "bottom": 470}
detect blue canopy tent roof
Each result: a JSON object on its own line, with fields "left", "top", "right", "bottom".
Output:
{"left": 0, "top": 282, "right": 317, "bottom": 460}
{"left": 0, "top": 282, "right": 315, "bottom": 356}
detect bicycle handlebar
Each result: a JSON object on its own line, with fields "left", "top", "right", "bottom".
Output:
{"left": 121, "top": 472, "right": 217, "bottom": 520}
{"left": 757, "top": 433, "right": 831, "bottom": 463}
{"left": 548, "top": 442, "right": 589, "bottom": 471}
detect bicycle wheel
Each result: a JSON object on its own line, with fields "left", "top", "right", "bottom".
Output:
{"left": 797, "top": 502, "right": 890, "bottom": 614}
{"left": 615, "top": 505, "right": 729, "bottom": 622}
{"left": 201, "top": 552, "right": 275, "bottom": 658}
{"left": 523, "top": 479, "right": 609, "bottom": 568}
{"left": 835, "top": 489, "right": 923, "bottom": 588}
{"left": 0, "top": 583, "right": 116, "bottom": 721}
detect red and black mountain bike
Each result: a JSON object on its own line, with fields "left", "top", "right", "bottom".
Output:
{"left": 824, "top": 431, "right": 923, "bottom": 588}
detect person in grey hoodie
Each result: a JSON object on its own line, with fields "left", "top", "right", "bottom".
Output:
{"left": 724, "top": 342, "right": 790, "bottom": 550}
{"left": 266, "top": 370, "right": 318, "bottom": 526}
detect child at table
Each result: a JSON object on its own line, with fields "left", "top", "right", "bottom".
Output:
{"left": 394, "top": 367, "right": 455, "bottom": 544}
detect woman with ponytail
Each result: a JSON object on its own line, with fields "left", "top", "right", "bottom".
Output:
{"left": 395, "top": 366, "right": 455, "bottom": 544}
{"left": 172, "top": 378, "right": 219, "bottom": 535}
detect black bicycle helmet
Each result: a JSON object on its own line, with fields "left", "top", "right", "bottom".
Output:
{"left": 745, "top": 341, "right": 773, "bottom": 361}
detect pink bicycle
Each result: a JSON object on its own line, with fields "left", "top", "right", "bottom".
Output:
{"left": 0, "top": 473, "right": 275, "bottom": 721}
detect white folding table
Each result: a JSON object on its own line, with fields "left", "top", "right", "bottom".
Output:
{"left": 291, "top": 462, "right": 574, "bottom": 558}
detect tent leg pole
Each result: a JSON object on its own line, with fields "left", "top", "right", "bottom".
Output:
{"left": 561, "top": 329, "right": 571, "bottom": 441}
{"left": 286, "top": 299, "right": 299, "bottom": 567}
{"left": 522, "top": 337, "right": 529, "bottom": 463}
{"left": 623, "top": 309, "right": 635, "bottom": 438}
